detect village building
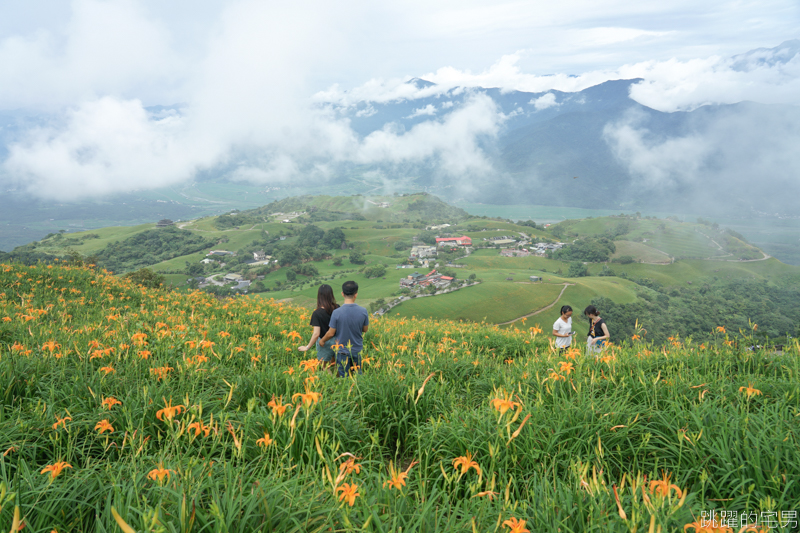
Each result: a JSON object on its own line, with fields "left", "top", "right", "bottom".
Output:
{"left": 426, "top": 223, "right": 451, "bottom": 231}
{"left": 156, "top": 219, "right": 174, "bottom": 227}
{"left": 435, "top": 236, "right": 472, "bottom": 248}
{"left": 409, "top": 245, "right": 438, "bottom": 259}
{"left": 253, "top": 251, "right": 267, "bottom": 261}
{"left": 223, "top": 273, "right": 243, "bottom": 283}
{"left": 529, "top": 276, "right": 542, "bottom": 282}
{"left": 207, "top": 250, "right": 235, "bottom": 257}
{"left": 231, "top": 280, "right": 251, "bottom": 292}
{"left": 399, "top": 269, "right": 456, "bottom": 290}
{"left": 200, "top": 258, "right": 216, "bottom": 264}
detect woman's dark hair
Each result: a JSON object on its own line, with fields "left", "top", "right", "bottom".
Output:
{"left": 560, "top": 305, "right": 572, "bottom": 315}
{"left": 584, "top": 305, "right": 598, "bottom": 317}
{"left": 317, "top": 284, "right": 339, "bottom": 314}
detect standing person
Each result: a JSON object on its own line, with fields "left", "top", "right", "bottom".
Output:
{"left": 298, "top": 284, "right": 339, "bottom": 373}
{"left": 584, "top": 305, "right": 610, "bottom": 355}
{"left": 552, "top": 305, "right": 575, "bottom": 352}
{"left": 319, "top": 281, "right": 369, "bottom": 377}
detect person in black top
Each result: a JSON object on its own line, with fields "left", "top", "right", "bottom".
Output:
{"left": 584, "top": 304, "right": 610, "bottom": 355}
{"left": 299, "top": 284, "right": 339, "bottom": 372}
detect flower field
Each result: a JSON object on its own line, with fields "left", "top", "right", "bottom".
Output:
{"left": 1, "top": 261, "right": 799, "bottom": 532}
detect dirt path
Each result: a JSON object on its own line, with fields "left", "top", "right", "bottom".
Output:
{"left": 497, "top": 283, "right": 573, "bottom": 326}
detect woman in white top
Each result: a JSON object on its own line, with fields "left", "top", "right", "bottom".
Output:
{"left": 552, "top": 305, "right": 574, "bottom": 351}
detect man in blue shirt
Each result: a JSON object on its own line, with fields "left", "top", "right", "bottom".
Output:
{"left": 319, "top": 280, "right": 369, "bottom": 377}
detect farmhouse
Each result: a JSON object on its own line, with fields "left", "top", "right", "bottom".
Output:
{"left": 409, "top": 245, "right": 437, "bottom": 259}
{"left": 399, "top": 269, "right": 455, "bottom": 290}
{"left": 426, "top": 223, "right": 451, "bottom": 231}
{"left": 435, "top": 236, "right": 472, "bottom": 248}
{"left": 500, "top": 249, "right": 533, "bottom": 257}
{"left": 223, "top": 273, "right": 243, "bottom": 283}
{"left": 156, "top": 219, "right": 174, "bottom": 227}
{"left": 253, "top": 251, "right": 267, "bottom": 261}
{"left": 207, "top": 250, "right": 235, "bottom": 257}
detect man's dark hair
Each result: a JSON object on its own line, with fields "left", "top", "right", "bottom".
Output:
{"left": 342, "top": 280, "right": 359, "bottom": 296}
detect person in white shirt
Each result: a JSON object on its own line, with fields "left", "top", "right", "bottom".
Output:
{"left": 552, "top": 305, "right": 574, "bottom": 351}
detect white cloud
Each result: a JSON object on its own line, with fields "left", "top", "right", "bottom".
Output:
{"left": 406, "top": 104, "right": 437, "bottom": 119}
{"left": 0, "top": 0, "right": 179, "bottom": 110}
{"left": 603, "top": 104, "right": 800, "bottom": 207}
{"left": 328, "top": 44, "right": 800, "bottom": 112}
{"left": 356, "top": 94, "right": 502, "bottom": 176}
{"left": 4, "top": 97, "right": 208, "bottom": 199}
{"left": 530, "top": 93, "right": 559, "bottom": 110}
{"left": 1, "top": 0, "right": 799, "bottom": 201}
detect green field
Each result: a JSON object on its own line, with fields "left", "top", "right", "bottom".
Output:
{"left": 392, "top": 281, "right": 565, "bottom": 323}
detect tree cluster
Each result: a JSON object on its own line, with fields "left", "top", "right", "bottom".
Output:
{"left": 552, "top": 237, "right": 616, "bottom": 263}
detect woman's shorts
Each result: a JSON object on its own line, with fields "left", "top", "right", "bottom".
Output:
{"left": 316, "top": 338, "right": 336, "bottom": 363}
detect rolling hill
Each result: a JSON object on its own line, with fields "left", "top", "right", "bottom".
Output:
{"left": 3, "top": 193, "right": 799, "bottom": 343}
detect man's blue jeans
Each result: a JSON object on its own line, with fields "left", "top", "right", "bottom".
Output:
{"left": 336, "top": 351, "right": 362, "bottom": 377}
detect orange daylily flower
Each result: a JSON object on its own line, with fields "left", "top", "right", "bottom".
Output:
{"left": 739, "top": 384, "right": 762, "bottom": 399}
{"left": 52, "top": 415, "right": 72, "bottom": 430}
{"left": 256, "top": 432, "right": 274, "bottom": 448}
{"left": 299, "top": 358, "right": 321, "bottom": 373}
{"left": 472, "top": 491, "right": 498, "bottom": 500}
{"left": 558, "top": 361, "right": 574, "bottom": 375}
{"left": 131, "top": 332, "right": 148, "bottom": 346}
{"left": 267, "top": 395, "right": 289, "bottom": 417}
{"left": 339, "top": 456, "right": 362, "bottom": 476}
{"left": 383, "top": 460, "right": 417, "bottom": 490}
{"left": 187, "top": 421, "right": 211, "bottom": 437}
{"left": 336, "top": 483, "right": 360, "bottom": 506}
{"left": 101, "top": 397, "right": 122, "bottom": 409}
{"left": 716, "top": 326, "right": 726, "bottom": 334}
{"left": 147, "top": 464, "right": 171, "bottom": 483}
{"left": 98, "top": 366, "right": 115, "bottom": 375}
{"left": 95, "top": 419, "right": 114, "bottom": 433}
{"left": 452, "top": 451, "right": 481, "bottom": 476}
{"left": 502, "top": 517, "right": 530, "bottom": 533}
{"left": 648, "top": 472, "right": 684, "bottom": 498}
{"left": 41, "top": 462, "right": 72, "bottom": 479}
{"left": 156, "top": 398, "right": 185, "bottom": 421}
{"left": 490, "top": 389, "right": 520, "bottom": 415}
{"left": 292, "top": 388, "right": 321, "bottom": 408}
{"left": 41, "top": 340, "right": 61, "bottom": 352}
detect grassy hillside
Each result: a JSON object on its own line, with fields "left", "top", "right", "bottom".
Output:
{"left": 1, "top": 262, "right": 799, "bottom": 531}
{"left": 3, "top": 195, "right": 799, "bottom": 339}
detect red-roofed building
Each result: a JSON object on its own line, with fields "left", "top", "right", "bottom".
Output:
{"left": 435, "top": 236, "right": 471, "bottom": 247}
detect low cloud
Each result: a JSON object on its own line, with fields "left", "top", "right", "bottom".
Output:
{"left": 603, "top": 104, "right": 800, "bottom": 210}
{"left": 530, "top": 93, "right": 559, "bottom": 110}
{"left": 327, "top": 44, "right": 800, "bottom": 113}
{"left": 356, "top": 94, "right": 503, "bottom": 177}
{"left": 405, "top": 104, "right": 437, "bottom": 118}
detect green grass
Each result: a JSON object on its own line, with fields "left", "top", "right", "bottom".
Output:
{"left": 612, "top": 240, "right": 672, "bottom": 263}
{"left": 2, "top": 262, "right": 799, "bottom": 532}
{"left": 393, "top": 282, "right": 565, "bottom": 323}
